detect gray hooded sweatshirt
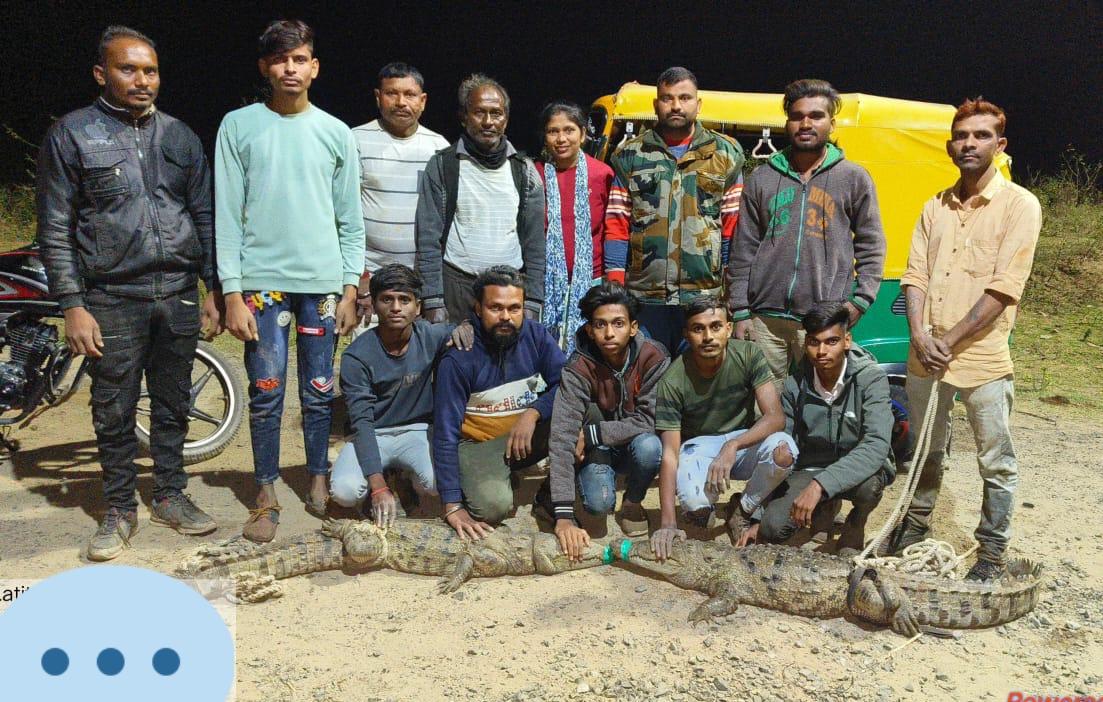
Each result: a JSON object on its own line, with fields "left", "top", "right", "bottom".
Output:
{"left": 727, "top": 144, "right": 886, "bottom": 321}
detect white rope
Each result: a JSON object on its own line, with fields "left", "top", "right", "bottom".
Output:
{"left": 858, "top": 538, "right": 979, "bottom": 579}
{"left": 855, "top": 377, "right": 970, "bottom": 568}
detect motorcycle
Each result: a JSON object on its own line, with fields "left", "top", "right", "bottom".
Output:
{"left": 0, "top": 243, "right": 244, "bottom": 464}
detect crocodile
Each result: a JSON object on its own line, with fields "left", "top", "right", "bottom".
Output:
{"left": 180, "top": 518, "right": 607, "bottom": 598}
{"left": 609, "top": 536, "right": 1043, "bottom": 636}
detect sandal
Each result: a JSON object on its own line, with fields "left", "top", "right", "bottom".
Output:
{"left": 242, "top": 503, "right": 281, "bottom": 543}
{"left": 305, "top": 493, "right": 329, "bottom": 519}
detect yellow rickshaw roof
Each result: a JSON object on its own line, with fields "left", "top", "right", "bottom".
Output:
{"left": 601, "top": 82, "right": 956, "bottom": 131}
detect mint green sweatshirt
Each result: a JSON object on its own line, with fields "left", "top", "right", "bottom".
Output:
{"left": 214, "top": 103, "right": 364, "bottom": 295}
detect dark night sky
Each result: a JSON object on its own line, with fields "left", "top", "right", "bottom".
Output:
{"left": 2, "top": 1, "right": 1100, "bottom": 184}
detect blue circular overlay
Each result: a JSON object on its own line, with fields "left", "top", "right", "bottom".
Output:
{"left": 0, "top": 566, "right": 234, "bottom": 699}
{"left": 41, "top": 648, "right": 69, "bottom": 676}
{"left": 152, "top": 648, "right": 180, "bottom": 676}
{"left": 97, "top": 648, "right": 125, "bottom": 676}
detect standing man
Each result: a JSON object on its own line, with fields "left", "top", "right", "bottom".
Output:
{"left": 547, "top": 282, "right": 670, "bottom": 559}
{"left": 651, "top": 296, "right": 797, "bottom": 559}
{"left": 892, "top": 99, "right": 1041, "bottom": 581}
{"left": 37, "top": 25, "right": 220, "bottom": 560}
{"left": 604, "top": 67, "right": 744, "bottom": 355}
{"left": 216, "top": 20, "right": 364, "bottom": 542}
{"left": 432, "top": 266, "right": 565, "bottom": 539}
{"left": 727, "top": 79, "right": 885, "bottom": 386}
{"left": 415, "top": 74, "right": 545, "bottom": 323}
{"left": 353, "top": 62, "right": 448, "bottom": 326}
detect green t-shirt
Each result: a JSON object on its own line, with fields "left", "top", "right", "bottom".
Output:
{"left": 655, "top": 340, "right": 773, "bottom": 440}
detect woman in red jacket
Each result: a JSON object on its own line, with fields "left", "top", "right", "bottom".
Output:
{"left": 536, "top": 101, "right": 614, "bottom": 354}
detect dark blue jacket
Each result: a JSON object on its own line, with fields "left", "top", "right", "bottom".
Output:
{"left": 432, "top": 317, "right": 565, "bottom": 504}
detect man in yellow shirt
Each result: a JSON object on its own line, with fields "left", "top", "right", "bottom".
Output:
{"left": 892, "top": 98, "right": 1042, "bottom": 581}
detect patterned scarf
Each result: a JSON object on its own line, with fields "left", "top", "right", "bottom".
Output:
{"left": 543, "top": 153, "right": 592, "bottom": 355}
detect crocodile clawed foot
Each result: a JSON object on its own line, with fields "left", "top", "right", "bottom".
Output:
{"left": 890, "top": 604, "right": 921, "bottom": 638}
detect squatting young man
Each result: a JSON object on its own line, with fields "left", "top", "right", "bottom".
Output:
{"left": 651, "top": 295, "right": 798, "bottom": 559}
{"left": 547, "top": 282, "right": 670, "bottom": 560}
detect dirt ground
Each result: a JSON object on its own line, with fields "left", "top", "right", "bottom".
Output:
{"left": 1, "top": 365, "right": 1101, "bottom": 702}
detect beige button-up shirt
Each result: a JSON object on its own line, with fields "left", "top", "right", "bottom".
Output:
{"left": 901, "top": 168, "right": 1042, "bottom": 388}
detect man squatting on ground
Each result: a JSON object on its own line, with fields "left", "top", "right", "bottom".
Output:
{"left": 547, "top": 282, "right": 671, "bottom": 560}
{"left": 216, "top": 20, "right": 364, "bottom": 543}
{"left": 740, "top": 302, "right": 894, "bottom": 553}
{"left": 37, "top": 25, "right": 222, "bottom": 560}
{"left": 433, "top": 266, "right": 566, "bottom": 539}
{"left": 727, "top": 79, "right": 885, "bottom": 386}
{"left": 891, "top": 98, "right": 1042, "bottom": 582}
{"left": 604, "top": 67, "right": 744, "bottom": 356}
{"left": 416, "top": 75, "right": 546, "bottom": 324}
{"left": 329, "top": 265, "right": 470, "bottom": 526}
{"left": 352, "top": 62, "right": 448, "bottom": 333}
{"left": 651, "top": 295, "right": 798, "bottom": 559}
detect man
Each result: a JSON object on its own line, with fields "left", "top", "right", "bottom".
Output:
{"left": 37, "top": 25, "right": 220, "bottom": 560}
{"left": 891, "top": 98, "right": 1041, "bottom": 581}
{"left": 548, "top": 282, "right": 670, "bottom": 559}
{"left": 352, "top": 62, "right": 449, "bottom": 330}
{"left": 216, "top": 20, "right": 364, "bottom": 542}
{"left": 742, "top": 302, "right": 893, "bottom": 554}
{"left": 330, "top": 265, "right": 470, "bottom": 526}
{"left": 605, "top": 67, "right": 744, "bottom": 355}
{"left": 727, "top": 79, "right": 885, "bottom": 386}
{"left": 415, "top": 74, "right": 545, "bottom": 323}
{"left": 652, "top": 295, "right": 797, "bottom": 559}
{"left": 433, "top": 266, "right": 565, "bottom": 539}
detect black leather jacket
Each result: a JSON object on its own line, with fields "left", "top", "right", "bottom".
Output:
{"left": 36, "top": 99, "right": 215, "bottom": 309}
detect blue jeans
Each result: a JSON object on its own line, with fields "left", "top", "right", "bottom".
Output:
{"left": 675, "top": 429, "right": 798, "bottom": 518}
{"left": 243, "top": 291, "right": 338, "bottom": 485}
{"left": 577, "top": 433, "right": 663, "bottom": 515}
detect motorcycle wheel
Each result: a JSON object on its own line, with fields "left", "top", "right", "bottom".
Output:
{"left": 135, "top": 340, "right": 245, "bottom": 465}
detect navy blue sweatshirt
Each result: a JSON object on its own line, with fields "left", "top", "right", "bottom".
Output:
{"left": 340, "top": 320, "right": 453, "bottom": 477}
{"left": 432, "top": 318, "right": 566, "bottom": 505}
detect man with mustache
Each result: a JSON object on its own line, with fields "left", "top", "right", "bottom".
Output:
{"left": 431, "top": 266, "right": 565, "bottom": 539}
{"left": 891, "top": 98, "right": 1041, "bottom": 582}
{"left": 352, "top": 63, "right": 448, "bottom": 333}
{"left": 651, "top": 295, "right": 797, "bottom": 560}
{"left": 37, "top": 25, "right": 221, "bottom": 560}
{"left": 415, "top": 74, "right": 546, "bottom": 323}
{"left": 604, "top": 67, "right": 745, "bottom": 356}
{"left": 216, "top": 20, "right": 364, "bottom": 542}
{"left": 726, "top": 79, "right": 886, "bottom": 388}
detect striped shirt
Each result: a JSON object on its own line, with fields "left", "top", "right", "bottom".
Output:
{"left": 443, "top": 157, "right": 524, "bottom": 274}
{"left": 353, "top": 120, "right": 449, "bottom": 271}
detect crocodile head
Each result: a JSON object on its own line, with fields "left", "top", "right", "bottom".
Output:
{"left": 611, "top": 536, "right": 727, "bottom": 590}
{"left": 321, "top": 519, "right": 386, "bottom": 566}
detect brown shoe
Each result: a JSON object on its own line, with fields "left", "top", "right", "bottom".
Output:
{"left": 242, "top": 503, "right": 280, "bottom": 543}
{"left": 616, "top": 501, "right": 649, "bottom": 537}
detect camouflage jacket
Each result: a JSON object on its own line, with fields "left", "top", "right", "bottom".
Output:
{"left": 605, "top": 123, "right": 744, "bottom": 304}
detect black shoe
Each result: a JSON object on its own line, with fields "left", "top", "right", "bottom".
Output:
{"left": 885, "top": 523, "right": 929, "bottom": 557}
{"left": 87, "top": 507, "right": 139, "bottom": 561}
{"left": 531, "top": 480, "right": 555, "bottom": 524}
{"left": 965, "top": 559, "right": 1007, "bottom": 582}
{"left": 151, "top": 492, "right": 217, "bottom": 535}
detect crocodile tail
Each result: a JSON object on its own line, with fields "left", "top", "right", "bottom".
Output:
{"left": 178, "top": 532, "right": 346, "bottom": 580}
{"left": 999, "top": 558, "right": 1045, "bottom": 623}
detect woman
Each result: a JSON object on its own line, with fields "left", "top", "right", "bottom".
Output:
{"left": 536, "top": 101, "right": 614, "bottom": 354}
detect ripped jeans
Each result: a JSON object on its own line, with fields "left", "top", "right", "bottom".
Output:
{"left": 675, "top": 429, "right": 798, "bottom": 518}
{"left": 243, "top": 291, "right": 338, "bottom": 485}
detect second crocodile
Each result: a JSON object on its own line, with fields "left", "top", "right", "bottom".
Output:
{"left": 610, "top": 536, "right": 1043, "bottom": 636}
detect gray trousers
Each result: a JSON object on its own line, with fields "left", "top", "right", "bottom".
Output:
{"left": 901, "top": 374, "right": 1018, "bottom": 564}
{"left": 442, "top": 262, "right": 477, "bottom": 323}
{"left": 758, "top": 468, "right": 886, "bottom": 544}
{"left": 330, "top": 425, "right": 436, "bottom": 508}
